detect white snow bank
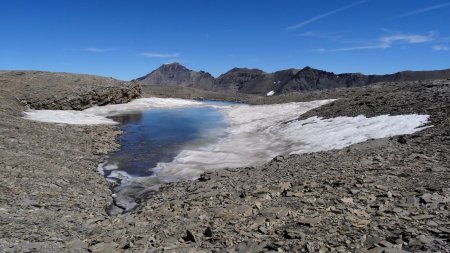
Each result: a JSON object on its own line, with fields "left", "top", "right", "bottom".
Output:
{"left": 22, "top": 97, "right": 217, "bottom": 125}
{"left": 84, "top": 97, "right": 206, "bottom": 116}
{"left": 23, "top": 110, "right": 118, "bottom": 125}
{"left": 152, "top": 112, "right": 430, "bottom": 180}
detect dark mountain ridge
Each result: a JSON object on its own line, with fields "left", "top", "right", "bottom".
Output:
{"left": 135, "top": 63, "right": 450, "bottom": 95}
{"left": 135, "top": 63, "right": 215, "bottom": 91}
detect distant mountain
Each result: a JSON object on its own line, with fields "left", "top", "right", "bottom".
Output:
{"left": 215, "top": 68, "right": 266, "bottom": 93}
{"left": 135, "top": 63, "right": 215, "bottom": 90}
{"left": 135, "top": 63, "right": 450, "bottom": 95}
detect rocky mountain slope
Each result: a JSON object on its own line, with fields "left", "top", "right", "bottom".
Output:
{"left": 135, "top": 63, "right": 450, "bottom": 95}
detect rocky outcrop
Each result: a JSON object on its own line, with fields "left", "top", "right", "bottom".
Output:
{"left": 19, "top": 83, "right": 141, "bottom": 110}
{"left": 2, "top": 71, "right": 142, "bottom": 111}
{"left": 135, "top": 63, "right": 450, "bottom": 96}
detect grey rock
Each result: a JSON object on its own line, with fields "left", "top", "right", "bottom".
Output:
{"left": 67, "top": 239, "right": 88, "bottom": 250}
{"left": 365, "top": 236, "right": 381, "bottom": 247}
{"left": 383, "top": 248, "right": 411, "bottom": 253}
{"left": 184, "top": 230, "right": 197, "bottom": 243}
{"left": 378, "top": 240, "right": 394, "bottom": 248}
{"left": 90, "top": 242, "right": 118, "bottom": 253}
{"left": 260, "top": 207, "right": 290, "bottom": 218}
{"left": 298, "top": 217, "right": 321, "bottom": 227}
{"left": 418, "top": 234, "right": 434, "bottom": 244}
{"left": 412, "top": 214, "right": 436, "bottom": 220}
{"left": 284, "top": 229, "right": 305, "bottom": 239}
{"left": 438, "top": 227, "right": 450, "bottom": 234}
{"left": 203, "top": 227, "right": 213, "bottom": 237}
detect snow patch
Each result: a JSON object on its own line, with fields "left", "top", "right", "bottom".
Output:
{"left": 84, "top": 97, "right": 206, "bottom": 116}
{"left": 152, "top": 112, "right": 430, "bottom": 179}
{"left": 23, "top": 110, "right": 117, "bottom": 125}
{"left": 267, "top": 90, "right": 275, "bottom": 96}
{"left": 22, "top": 97, "right": 222, "bottom": 125}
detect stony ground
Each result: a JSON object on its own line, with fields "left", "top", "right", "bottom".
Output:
{"left": 0, "top": 71, "right": 449, "bottom": 252}
{"left": 0, "top": 71, "right": 139, "bottom": 252}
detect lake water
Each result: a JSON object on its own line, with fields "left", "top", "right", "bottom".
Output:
{"left": 102, "top": 101, "right": 232, "bottom": 182}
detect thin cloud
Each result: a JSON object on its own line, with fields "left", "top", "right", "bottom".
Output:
{"left": 396, "top": 2, "right": 450, "bottom": 18}
{"left": 165, "top": 59, "right": 182, "bottom": 64}
{"left": 380, "top": 33, "right": 435, "bottom": 44}
{"left": 85, "top": 48, "right": 116, "bottom": 53}
{"left": 432, "top": 45, "right": 450, "bottom": 51}
{"left": 287, "top": 0, "right": 369, "bottom": 31}
{"left": 325, "top": 45, "right": 387, "bottom": 52}
{"left": 318, "top": 32, "right": 436, "bottom": 52}
{"left": 296, "top": 31, "right": 342, "bottom": 41}
{"left": 140, "top": 52, "right": 180, "bottom": 58}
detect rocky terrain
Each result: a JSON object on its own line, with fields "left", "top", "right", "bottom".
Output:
{"left": 12, "top": 72, "right": 141, "bottom": 110}
{"left": 0, "top": 70, "right": 449, "bottom": 252}
{"left": 140, "top": 84, "right": 258, "bottom": 103}
{"left": 135, "top": 62, "right": 450, "bottom": 96}
{"left": 0, "top": 71, "right": 140, "bottom": 252}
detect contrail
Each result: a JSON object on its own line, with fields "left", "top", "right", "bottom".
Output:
{"left": 287, "top": 0, "right": 369, "bottom": 31}
{"left": 396, "top": 2, "right": 450, "bottom": 18}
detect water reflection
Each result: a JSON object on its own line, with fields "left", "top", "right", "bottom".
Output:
{"left": 113, "top": 113, "right": 143, "bottom": 125}
{"left": 103, "top": 107, "right": 228, "bottom": 178}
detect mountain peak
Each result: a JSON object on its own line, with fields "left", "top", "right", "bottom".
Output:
{"left": 135, "top": 63, "right": 215, "bottom": 89}
{"left": 226, "top": 67, "right": 265, "bottom": 74}
{"left": 161, "top": 62, "right": 183, "bottom": 67}
{"left": 157, "top": 62, "right": 188, "bottom": 72}
{"left": 300, "top": 66, "right": 320, "bottom": 72}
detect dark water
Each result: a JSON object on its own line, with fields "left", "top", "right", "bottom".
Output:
{"left": 103, "top": 105, "right": 229, "bottom": 178}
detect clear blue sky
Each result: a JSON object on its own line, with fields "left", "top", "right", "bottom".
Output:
{"left": 1, "top": 0, "right": 449, "bottom": 80}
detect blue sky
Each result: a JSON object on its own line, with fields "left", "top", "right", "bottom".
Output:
{"left": 1, "top": 0, "right": 449, "bottom": 80}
